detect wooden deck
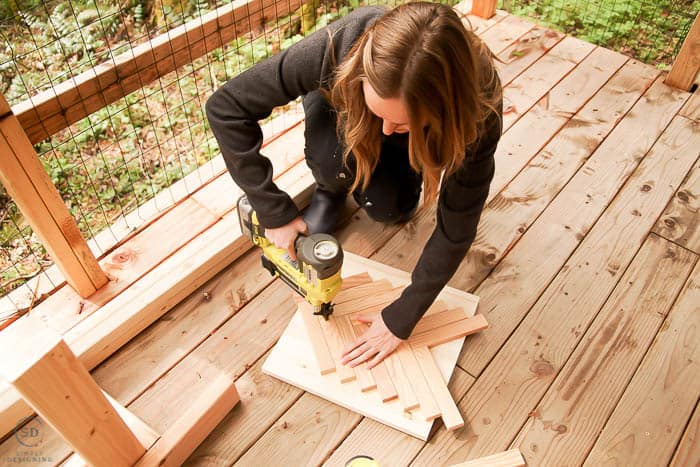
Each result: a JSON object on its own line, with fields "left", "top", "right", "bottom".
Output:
{"left": 1, "top": 2, "right": 699, "bottom": 465}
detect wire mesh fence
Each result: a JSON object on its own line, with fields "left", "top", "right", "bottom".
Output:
{"left": 0, "top": 0, "right": 697, "bottom": 321}
{"left": 498, "top": 0, "right": 700, "bottom": 68}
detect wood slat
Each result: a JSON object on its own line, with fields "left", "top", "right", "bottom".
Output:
{"left": 394, "top": 343, "right": 441, "bottom": 421}
{"left": 671, "top": 402, "right": 700, "bottom": 467}
{"left": 412, "top": 346, "right": 464, "bottom": 431}
{"left": 14, "top": 0, "right": 304, "bottom": 143}
{"left": 653, "top": 161, "right": 700, "bottom": 254}
{"left": 408, "top": 315, "right": 488, "bottom": 348}
{"left": 333, "top": 279, "right": 393, "bottom": 305}
{"left": 383, "top": 353, "right": 419, "bottom": 412}
{"left": 496, "top": 27, "right": 565, "bottom": 86}
{"left": 319, "top": 316, "right": 356, "bottom": 383}
{"left": 680, "top": 91, "right": 700, "bottom": 121}
{"left": 512, "top": 235, "right": 696, "bottom": 465}
{"left": 299, "top": 305, "right": 336, "bottom": 375}
{"left": 350, "top": 322, "right": 377, "bottom": 392}
{"left": 0, "top": 315, "right": 145, "bottom": 467}
{"left": 332, "top": 286, "right": 403, "bottom": 316}
{"left": 477, "top": 14, "right": 535, "bottom": 57}
{"left": 585, "top": 260, "right": 700, "bottom": 466}
{"left": 502, "top": 36, "right": 595, "bottom": 131}
{"left": 369, "top": 361, "right": 398, "bottom": 403}
{"left": 413, "top": 112, "right": 699, "bottom": 464}
{"left": 412, "top": 308, "right": 469, "bottom": 335}
{"left": 665, "top": 13, "right": 700, "bottom": 91}
{"left": 339, "top": 272, "right": 373, "bottom": 291}
{"left": 458, "top": 73, "right": 683, "bottom": 376}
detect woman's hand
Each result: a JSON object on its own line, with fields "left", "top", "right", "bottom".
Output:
{"left": 265, "top": 217, "right": 308, "bottom": 261}
{"left": 341, "top": 314, "right": 404, "bottom": 369}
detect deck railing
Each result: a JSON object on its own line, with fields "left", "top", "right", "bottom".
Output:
{"left": 0, "top": 0, "right": 698, "bottom": 319}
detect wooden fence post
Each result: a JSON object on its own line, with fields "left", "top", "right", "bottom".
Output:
{"left": 472, "top": 0, "right": 498, "bottom": 19}
{"left": 0, "top": 314, "right": 146, "bottom": 466}
{"left": 666, "top": 12, "right": 700, "bottom": 91}
{"left": 0, "top": 92, "right": 108, "bottom": 297}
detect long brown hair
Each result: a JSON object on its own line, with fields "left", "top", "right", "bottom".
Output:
{"left": 328, "top": 2, "right": 500, "bottom": 202}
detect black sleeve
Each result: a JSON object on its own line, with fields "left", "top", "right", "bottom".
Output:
{"left": 381, "top": 91, "right": 503, "bottom": 340}
{"left": 205, "top": 7, "right": 385, "bottom": 228}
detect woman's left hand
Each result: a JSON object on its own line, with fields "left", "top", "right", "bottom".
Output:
{"left": 341, "top": 314, "right": 404, "bottom": 369}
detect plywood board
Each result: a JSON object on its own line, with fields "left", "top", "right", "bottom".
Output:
{"left": 262, "top": 252, "right": 479, "bottom": 440}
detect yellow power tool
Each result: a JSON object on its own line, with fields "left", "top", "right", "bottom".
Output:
{"left": 237, "top": 195, "right": 343, "bottom": 319}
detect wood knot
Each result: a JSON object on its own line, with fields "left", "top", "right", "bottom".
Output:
{"left": 111, "top": 248, "right": 136, "bottom": 267}
{"left": 530, "top": 360, "right": 554, "bottom": 377}
{"left": 677, "top": 190, "right": 690, "bottom": 203}
{"left": 554, "top": 424, "right": 568, "bottom": 434}
{"left": 664, "top": 218, "right": 675, "bottom": 228}
{"left": 640, "top": 184, "right": 652, "bottom": 192}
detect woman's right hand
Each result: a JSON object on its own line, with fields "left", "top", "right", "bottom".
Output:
{"left": 264, "top": 216, "right": 308, "bottom": 261}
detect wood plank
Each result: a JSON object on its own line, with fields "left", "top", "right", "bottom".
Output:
{"left": 134, "top": 374, "right": 240, "bottom": 467}
{"left": 235, "top": 392, "right": 361, "bottom": 466}
{"left": 0, "top": 92, "right": 10, "bottom": 116}
{"left": 477, "top": 14, "right": 535, "bottom": 57}
{"left": 0, "top": 114, "right": 107, "bottom": 297}
{"left": 0, "top": 315, "right": 145, "bottom": 467}
{"left": 452, "top": 449, "right": 526, "bottom": 467}
{"left": 339, "top": 272, "right": 373, "bottom": 291}
{"left": 458, "top": 73, "right": 684, "bottom": 376}
{"left": 299, "top": 304, "right": 336, "bottom": 375}
{"left": 408, "top": 315, "right": 488, "bottom": 348}
{"left": 373, "top": 47, "right": 629, "bottom": 279}
{"left": 455, "top": 2, "right": 508, "bottom": 36}
{"left": 412, "top": 346, "right": 464, "bottom": 431}
{"left": 511, "top": 234, "right": 696, "bottom": 466}
{"left": 413, "top": 114, "right": 699, "bottom": 463}
{"left": 13, "top": 0, "right": 304, "bottom": 143}
{"left": 585, "top": 259, "right": 700, "bottom": 466}
{"left": 665, "top": 13, "right": 700, "bottom": 91}
{"left": 0, "top": 160, "right": 315, "bottom": 440}
{"left": 653, "top": 161, "right": 700, "bottom": 254}
{"left": 502, "top": 36, "right": 595, "bottom": 131}
{"left": 680, "top": 90, "right": 700, "bottom": 121}
{"left": 496, "top": 27, "right": 565, "bottom": 86}
{"left": 323, "top": 368, "right": 473, "bottom": 467}
{"left": 671, "top": 401, "right": 700, "bottom": 467}
{"left": 369, "top": 361, "right": 398, "bottom": 403}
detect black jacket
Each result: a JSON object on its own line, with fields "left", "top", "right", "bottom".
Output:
{"left": 206, "top": 6, "right": 502, "bottom": 339}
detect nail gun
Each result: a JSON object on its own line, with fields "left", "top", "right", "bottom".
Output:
{"left": 237, "top": 195, "right": 343, "bottom": 319}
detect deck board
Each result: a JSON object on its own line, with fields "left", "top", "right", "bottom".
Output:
{"left": 5, "top": 3, "right": 698, "bottom": 466}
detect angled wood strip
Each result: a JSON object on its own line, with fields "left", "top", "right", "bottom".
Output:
{"left": 333, "top": 315, "right": 361, "bottom": 384}
{"left": 412, "top": 308, "right": 470, "bottom": 335}
{"left": 383, "top": 353, "right": 419, "bottom": 412}
{"left": 339, "top": 272, "right": 373, "bottom": 291}
{"left": 319, "top": 317, "right": 355, "bottom": 383}
{"left": 298, "top": 305, "right": 335, "bottom": 375}
{"left": 350, "top": 322, "right": 377, "bottom": 392}
{"left": 450, "top": 449, "right": 526, "bottom": 466}
{"left": 409, "top": 315, "right": 489, "bottom": 348}
{"left": 395, "top": 343, "right": 441, "bottom": 421}
{"left": 369, "top": 361, "right": 398, "bottom": 403}
{"left": 333, "top": 286, "right": 403, "bottom": 316}
{"left": 333, "top": 278, "right": 393, "bottom": 304}
{"left": 423, "top": 300, "right": 449, "bottom": 316}
{"left": 412, "top": 346, "right": 464, "bottom": 431}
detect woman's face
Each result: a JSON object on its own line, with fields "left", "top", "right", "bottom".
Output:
{"left": 362, "top": 80, "right": 411, "bottom": 135}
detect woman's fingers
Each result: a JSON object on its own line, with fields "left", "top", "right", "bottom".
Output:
{"left": 366, "top": 349, "right": 389, "bottom": 369}
{"left": 346, "top": 348, "right": 378, "bottom": 368}
{"left": 342, "top": 339, "right": 366, "bottom": 358}
{"left": 341, "top": 341, "right": 369, "bottom": 364}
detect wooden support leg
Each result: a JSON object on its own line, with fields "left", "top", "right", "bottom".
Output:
{"left": 471, "top": 0, "right": 498, "bottom": 19}
{"left": 0, "top": 315, "right": 145, "bottom": 466}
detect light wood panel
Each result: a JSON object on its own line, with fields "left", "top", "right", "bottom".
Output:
{"left": 512, "top": 235, "right": 696, "bottom": 465}
{"left": 413, "top": 112, "right": 699, "bottom": 464}
{"left": 653, "top": 161, "right": 700, "bottom": 254}
{"left": 13, "top": 0, "right": 304, "bottom": 143}
{"left": 671, "top": 402, "right": 700, "bottom": 467}
{"left": 0, "top": 315, "right": 145, "bottom": 467}
{"left": 0, "top": 114, "right": 107, "bottom": 297}
{"left": 585, "top": 260, "right": 700, "bottom": 466}
{"left": 665, "top": 13, "right": 700, "bottom": 91}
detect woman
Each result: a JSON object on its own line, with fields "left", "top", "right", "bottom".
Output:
{"left": 206, "top": 2, "right": 502, "bottom": 369}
